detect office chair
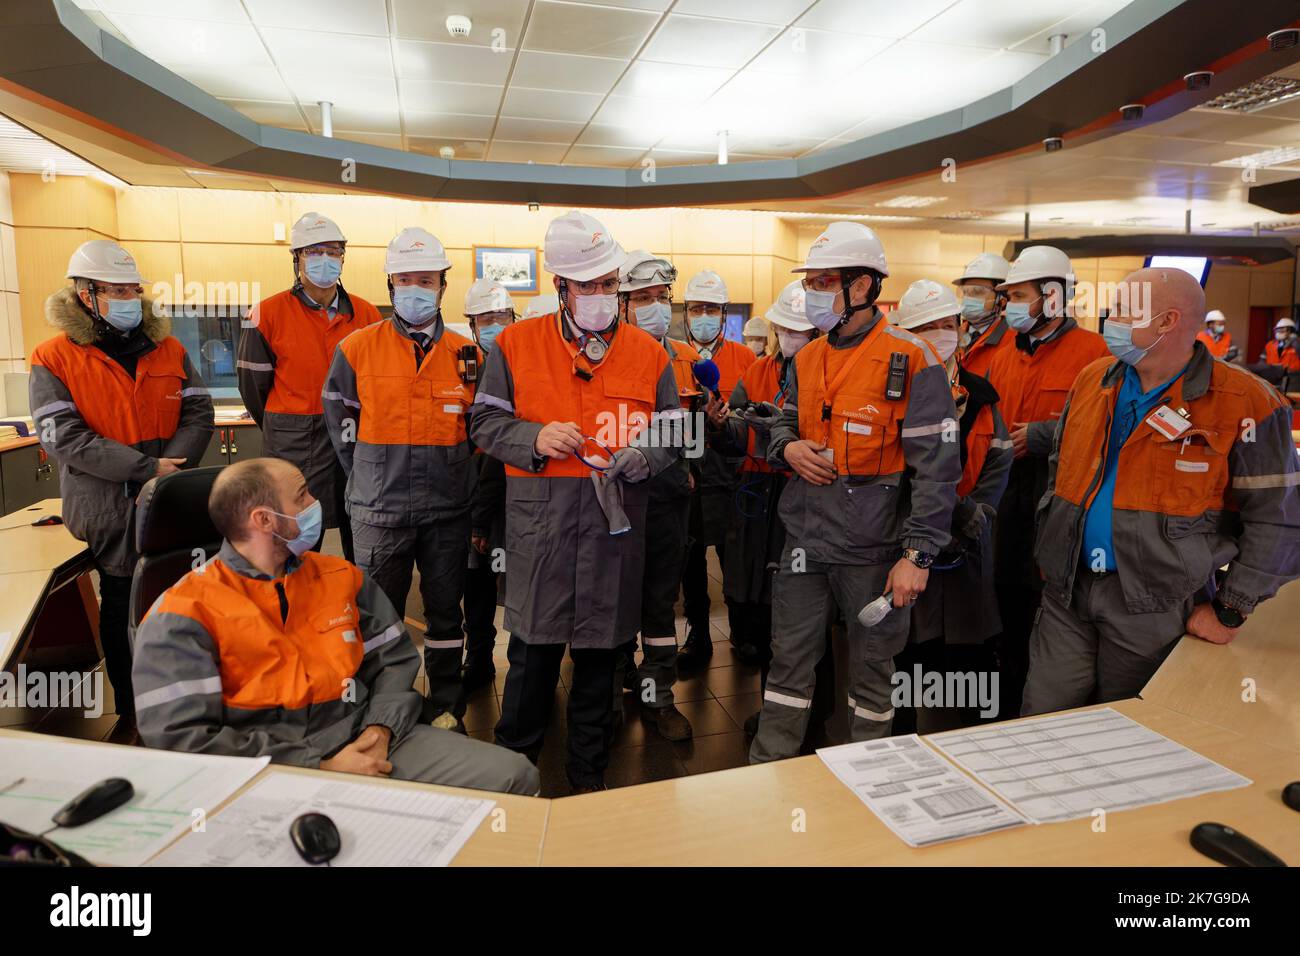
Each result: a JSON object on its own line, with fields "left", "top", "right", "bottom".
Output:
{"left": 128, "top": 466, "right": 224, "bottom": 633}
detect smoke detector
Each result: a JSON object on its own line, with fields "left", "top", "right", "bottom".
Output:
{"left": 439, "top": 146, "right": 455, "bottom": 159}
{"left": 446, "top": 15, "right": 472, "bottom": 39}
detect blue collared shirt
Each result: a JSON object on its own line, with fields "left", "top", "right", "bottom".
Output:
{"left": 1080, "top": 361, "right": 1189, "bottom": 571}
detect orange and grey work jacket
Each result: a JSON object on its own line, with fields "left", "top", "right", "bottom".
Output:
{"left": 766, "top": 309, "right": 962, "bottom": 566}
{"left": 1035, "top": 341, "right": 1300, "bottom": 616}
{"left": 322, "top": 316, "right": 479, "bottom": 527}
{"left": 28, "top": 289, "right": 214, "bottom": 576}
{"left": 133, "top": 542, "right": 419, "bottom": 766}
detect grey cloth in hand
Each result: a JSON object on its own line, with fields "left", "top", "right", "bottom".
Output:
{"left": 605, "top": 446, "right": 650, "bottom": 483}
{"left": 591, "top": 471, "right": 632, "bottom": 535}
{"left": 740, "top": 401, "right": 782, "bottom": 433}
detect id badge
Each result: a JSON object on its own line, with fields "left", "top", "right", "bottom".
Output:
{"left": 1144, "top": 404, "right": 1191, "bottom": 440}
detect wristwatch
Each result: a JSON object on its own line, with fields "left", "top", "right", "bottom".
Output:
{"left": 902, "top": 548, "right": 935, "bottom": 570}
{"left": 1211, "top": 597, "right": 1245, "bottom": 629}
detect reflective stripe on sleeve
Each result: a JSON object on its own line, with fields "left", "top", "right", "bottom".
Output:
{"left": 33, "top": 400, "right": 76, "bottom": 419}
{"left": 322, "top": 390, "right": 361, "bottom": 409}
{"left": 847, "top": 696, "right": 894, "bottom": 722}
{"left": 423, "top": 637, "right": 464, "bottom": 650}
{"left": 363, "top": 622, "right": 403, "bottom": 654}
{"left": 900, "top": 418, "right": 954, "bottom": 439}
{"left": 1232, "top": 471, "right": 1300, "bottom": 490}
{"left": 236, "top": 360, "right": 273, "bottom": 372}
{"left": 473, "top": 392, "right": 514, "bottom": 413}
{"left": 134, "top": 676, "right": 223, "bottom": 713}
{"left": 764, "top": 688, "right": 812, "bottom": 709}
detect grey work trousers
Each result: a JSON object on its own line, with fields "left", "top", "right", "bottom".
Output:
{"left": 1021, "top": 569, "right": 1188, "bottom": 716}
{"left": 750, "top": 554, "right": 908, "bottom": 764}
{"left": 352, "top": 513, "right": 470, "bottom": 719}
{"left": 387, "top": 723, "right": 540, "bottom": 795}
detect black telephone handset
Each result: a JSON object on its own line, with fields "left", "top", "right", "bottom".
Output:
{"left": 885, "top": 351, "right": 908, "bottom": 401}
{"left": 458, "top": 344, "right": 480, "bottom": 385}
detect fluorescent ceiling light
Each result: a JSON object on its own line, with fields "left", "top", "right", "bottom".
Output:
{"left": 1215, "top": 145, "right": 1300, "bottom": 168}
{"left": 876, "top": 195, "right": 945, "bottom": 208}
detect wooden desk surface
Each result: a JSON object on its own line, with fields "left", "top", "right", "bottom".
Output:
{"left": 1142, "top": 578, "right": 1300, "bottom": 754}
{"left": 539, "top": 699, "right": 1300, "bottom": 866}
{"left": 0, "top": 435, "right": 38, "bottom": 453}
{"left": 0, "top": 500, "right": 87, "bottom": 575}
{"left": 0, "top": 569, "right": 62, "bottom": 667}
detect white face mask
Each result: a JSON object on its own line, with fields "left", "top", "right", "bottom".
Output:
{"left": 918, "top": 328, "right": 959, "bottom": 364}
{"left": 745, "top": 338, "right": 766, "bottom": 356}
{"left": 776, "top": 329, "right": 812, "bottom": 358}
{"left": 572, "top": 293, "right": 617, "bottom": 332}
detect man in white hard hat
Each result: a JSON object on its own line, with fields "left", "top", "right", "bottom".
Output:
{"left": 887, "top": 280, "right": 1013, "bottom": 730}
{"left": 750, "top": 223, "right": 962, "bottom": 763}
{"left": 678, "top": 269, "right": 756, "bottom": 668}
{"left": 1026, "top": 268, "right": 1300, "bottom": 713}
{"left": 29, "top": 240, "right": 214, "bottom": 729}
{"left": 952, "top": 252, "right": 1012, "bottom": 378}
{"left": 1196, "top": 309, "right": 1237, "bottom": 361}
{"left": 743, "top": 316, "right": 770, "bottom": 357}
{"left": 238, "top": 212, "right": 382, "bottom": 564}
{"left": 1258, "top": 316, "right": 1300, "bottom": 392}
{"left": 461, "top": 278, "right": 516, "bottom": 691}
{"left": 322, "top": 228, "right": 478, "bottom": 731}
{"left": 470, "top": 211, "right": 686, "bottom": 793}
{"left": 984, "top": 245, "right": 1109, "bottom": 718}
{"left": 709, "top": 280, "right": 835, "bottom": 740}
{"left": 610, "top": 250, "right": 696, "bottom": 741}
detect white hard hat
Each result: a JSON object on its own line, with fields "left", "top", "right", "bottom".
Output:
{"left": 1206, "top": 309, "right": 1226, "bottom": 324}
{"left": 385, "top": 227, "right": 451, "bottom": 274}
{"left": 66, "top": 239, "right": 144, "bottom": 284}
{"left": 891, "top": 279, "right": 962, "bottom": 331}
{"left": 765, "top": 280, "right": 812, "bottom": 332}
{"left": 619, "top": 249, "right": 677, "bottom": 292}
{"left": 522, "top": 293, "right": 559, "bottom": 320}
{"left": 464, "top": 278, "right": 513, "bottom": 316}
{"left": 290, "top": 212, "right": 346, "bottom": 250}
{"left": 954, "top": 252, "right": 1010, "bottom": 285}
{"left": 743, "top": 317, "right": 768, "bottom": 338}
{"left": 998, "top": 245, "right": 1074, "bottom": 290}
{"left": 543, "top": 210, "right": 625, "bottom": 282}
{"left": 1277, "top": 317, "right": 1297, "bottom": 330}
{"left": 685, "top": 270, "right": 728, "bottom": 305}
{"left": 794, "top": 221, "right": 889, "bottom": 276}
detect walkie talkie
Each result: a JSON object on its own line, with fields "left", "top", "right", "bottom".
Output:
{"left": 457, "top": 344, "right": 480, "bottom": 385}
{"left": 885, "top": 352, "right": 908, "bottom": 401}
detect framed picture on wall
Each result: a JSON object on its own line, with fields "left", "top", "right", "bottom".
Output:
{"left": 474, "top": 245, "right": 539, "bottom": 293}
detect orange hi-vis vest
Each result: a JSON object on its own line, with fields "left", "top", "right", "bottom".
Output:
{"left": 497, "top": 313, "right": 669, "bottom": 479}
{"left": 962, "top": 317, "right": 1013, "bottom": 378}
{"left": 703, "top": 337, "right": 756, "bottom": 400}
{"left": 989, "top": 324, "right": 1110, "bottom": 428}
{"left": 1265, "top": 337, "right": 1300, "bottom": 373}
{"left": 339, "top": 320, "right": 478, "bottom": 446}
{"left": 1197, "top": 330, "right": 1232, "bottom": 360}
{"left": 958, "top": 392, "right": 996, "bottom": 499}
{"left": 739, "top": 353, "right": 783, "bottom": 474}
{"left": 30, "top": 334, "right": 188, "bottom": 445}
{"left": 149, "top": 553, "right": 365, "bottom": 711}
{"left": 665, "top": 337, "right": 703, "bottom": 407}
{"left": 251, "top": 288, "right": 381, "bottom": 416}
{"left": 795, "top": 319, "right": 928, "bottom": 479}
{"left": 1053, "top": 357, "right": 1263, "bottom": 519}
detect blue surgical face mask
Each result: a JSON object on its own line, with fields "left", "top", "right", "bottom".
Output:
{"left": 689, "top": 314, "right": 721, "bottom": 342}
{"left": 392, "top": 285, "right": 441, "bottom": 326}
{"left": 1004, "top": 301, "right": 1038, "bottom": 333}
{"left": 103, "top": 297, "right": 143, "bottom": 332}
{"left": 269, "top": 500, "right": 323, "bottom": 558}
{"left": 802, "top": 289, "right": 842, "bottom": 332}
{"left": 962, "top": 296, "right": 989, "bottom": 320}
{"left": 476, "top": 321, "right": 504, "bottom": 353}
{"left": 302, "top": 253, "right": 342, "bottom": 287}
{"left": 1104, "top": 311, "right": 1168, "bottom": 366}
{"left": 635, "top": 301, "right": 671, "bottom": 340}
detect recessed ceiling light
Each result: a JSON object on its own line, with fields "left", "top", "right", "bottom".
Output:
{"left": 1215, "top": 145, "right": 1300, "bottom": 168}
{"left": 876, "top": 195, "right": 945, "bottom": 208}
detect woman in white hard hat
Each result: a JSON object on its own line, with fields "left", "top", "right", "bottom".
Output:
{"left": 470, "top": 210, "right": 685, "bottom": 793}
{"left": 952, "top": 252, "right": 1012, "bottom": 378}
{"left": 461, "top": 278, "right": 516, "bottom": 692}
{"left": 743, "top": 316, "right": 770, "bottom": 357}
{"left": 29, "top": 240, "right": 215, "bottom": 732}
{"left": 1259, "top": 316, "right": 1300, "bottom": 391}
{"left": 239, "top": 212, "right": 382, "bottom": 563}
{"left": 322, "top": 227, "right": 477, "bottom": 731}
{"left": 887, "top": 280, "right": 1013, "bottom": 732}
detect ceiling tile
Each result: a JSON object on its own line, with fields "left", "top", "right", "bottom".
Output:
{"left": 671, "top": 0, "right": 808, "bottom": 25}
{"left": 910, "top": 0, "right": 1077, "bottom": 49}
{"left": 304, "top": 104, "right": 401, "bottom": 134}
{"left": 1008, "top": 0, "right": 1134, "bottom": 54}
{"left": 746, "top": 26, "right": 892, "bottom": 77}
{"left": 395, "top": 39, "right": 514, "bottom": 83}
{"left": 493, "top": 116, "right": 585, "bottom": 144}
{"left": 399, "top": 80, "right": 504, "bottom": 115}
{"left": 562, "top": 0, "right": 671, "bottom": 10}
{"left": 404, "top": 112, "right": 499, "bottom": 140}
{"left": 795, "top": 0, "right": 956, "bottom": 38}
{"left": 96, "top": 0, "right": 249, "bottom": 21}
{"left": 522, "top": 0, "right": 661, "bottom": 58}
{"left": 282, "top": 72, "right": 399, "bottom": 112}
{"left": 590, "top": 95, "right": 682, "bottom": 134}
{"left": 219, "top": 99, "right": 308, "bottom": 129}
{"left": 612, "top": 60, "right": 732, "bottom": 101}
{"left": 509, "top": 50, "right": 626, "bottom": 93}
{"left": 575, "top": 122, "right": 660, "bottom": 149}
{"left": 262, "top": 29, "right": 394, "bottom": 77}
{"left": 243, "top": 0, "right": 390, "bottom": 35}
{"left": 170, "top": 65, "right": 292, "bottom": 101}
{"left": 643, "top": 148, "right": 716, "bottom": 167}
{"left": 501, "top": 87, "right": 603, "bottom": 123}
{"left": 486, "top": 141, "right": 571, "bottom": 164}
{"left": 407, "top": 137, "right": 488, "bottom": 158}
{"left": 105, "top": 14, "right": 271, "bottom": 69}
{"left": 640, "top": 14, "right": 780, "bottom": 68}
{"left": 392, "top": 0, "right": 530, "bottom": 42}
{"left": 562, "top": 143, "right": 645, "bottom": 167}
{"left": 332, "top": 131, "right": 405, "bottom": 150}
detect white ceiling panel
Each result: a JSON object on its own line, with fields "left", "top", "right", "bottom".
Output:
{"left": 575, "top": 122, "right": 661, "bottom": 149}
{"left": 523, "top": 1, "right": 661, "bottom": 58}
{"left": 795, "top": 0, "right": 959, "bottom": 39}
{"left": 502, "top": 87, "right": 604, "bottom": 123}
{"left": 671, "top": 0, "right": 810, "bottom": 25}
{"left": 590, "top": 95, "right": 683, "bottom": 134}
{"left": 220, "top": 99, "right": 308, "bottom": 129}
{"left": 508, "top": 50, "right": 626, "bottom": 93}
{"left": 613, "top": 61, "right": 733, "bottom": 102}
{"left": 562, "top": 143, "right": 646, "bottom": 166}
{"left": 747, "top": 28, "right": 893, "bottom": 77}
{"left": 399, "top": 81, "right": 504, "bottom": 116}
{"left": 407, "top": 137, "right": 488, "bottom": 158}
{"left": 282, "top": 73, "right": 399, "bottom": 112}
{"left": 170, "top": 66, "right": 292, "bottom": 102}
{"left": 486, "top": 140, "right": 571, "bottom": 164}
{"left": 105, "top": 14, "right": 270, "bottom": 69}
{"left": 1009, "top": 0, "right": 1135, "bottom": 54}
{"left": 395, "top": 39, "right": 515, "bottom": 84}
{"left": 243, "top": 0, "right": 390, "bottom": 36}
{"left": 392, "top": 0, "right": 531, "bottom": 42}
{"left": 263, "top": 30, "right": 394, "bottom": 77}
{"left": 493, "top": 116, "right": 586, "bottom": 143}
{"left": 93, "top": 0, "right": 249, "bottom": 21}
{"left": 910, "top": 0, "right": 1079, "bottom": 50}
{"left": 404, "top": 112, "right": 500, "bottom": 140}
{"left": 304, "top": 104, "right": 401, "bottom": 135}
{"left": 639, "top": 14, "right": 780, "bottom": 68}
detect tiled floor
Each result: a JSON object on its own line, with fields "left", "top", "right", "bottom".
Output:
{"left": 12, "top": 529, "right": 855, "bottom": 798}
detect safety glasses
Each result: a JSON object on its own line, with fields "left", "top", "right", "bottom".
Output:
{"left": 575, "top": 436, "right": 614, "bottom": 471}
{"left": 625, "top": 259, "right": 677, "bottom": 286}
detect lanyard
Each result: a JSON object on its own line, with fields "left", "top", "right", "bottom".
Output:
{"left": 818, "top": 318, "right": 888, "bottom": 444}
{"left": 556, "top": 314, "right": 616, "bottom": 379}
